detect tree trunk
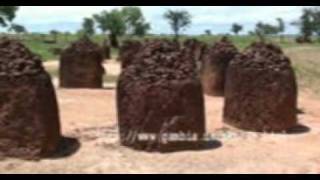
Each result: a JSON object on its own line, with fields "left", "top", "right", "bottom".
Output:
{"left": 257, "top": 32, "right": 265, "bottom": 42}
{"left": 174, "top": 30, "right": 179, "bottom": 42}
{"left": 109, "top": 33, "right": 119, "bottom": 48}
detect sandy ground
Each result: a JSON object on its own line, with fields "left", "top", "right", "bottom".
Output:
{"left": 0, "top": 61, "right": 320, "bottom": 174}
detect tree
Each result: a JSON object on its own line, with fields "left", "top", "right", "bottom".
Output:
{"left": 93, "top": 9, "right": 126, "bottom": 48}
{"left": 122, "top": 6, "right": 150, "bottom": 37}
{"left": 292, "top": 8, "right": 314, "bottom": 42}
{"left": 9, "top": 23, "right": 26, "bottom": 34}
{"left": 276, "top": 18, "right": 285, "bottom": 42}
{"left": 231, "top": 23, "right": 243, "bottom": 35}
{"left": 132, "top": 23, "right": 150, "bottom": 37}
{"left": 164, "top": 10, "right": 192, "bottom": 41}
{"left": 205, "top": 29, "right": 212, "bottom": 36}
{"left": 0, "top": 6, "right": 18, "bottom": 28}
{"left": 50, "top": 30, "right": 59, "bottom": 43}
{"left": 308, "top": 7, "right": 320, "bottom": 41}
{"left": 82, "top": 17, "right": 95, "bottom": 36}
{"left": 254, "top": 21, "right": 279, "bottom": 42}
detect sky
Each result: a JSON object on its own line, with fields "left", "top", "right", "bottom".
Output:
{"left": 8, "top": 6, "right": 311, "bottom": 35}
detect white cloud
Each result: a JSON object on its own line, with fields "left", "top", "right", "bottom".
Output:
{"left": 12, "top": 6, "right": 310, "bottom": 34}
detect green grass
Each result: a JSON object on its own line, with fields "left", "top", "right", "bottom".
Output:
{"left": 11, "top": 33, "right": 320, "bottom": 96}
{"left": 5, "top": 32, "right": 320, "bottom": 95}
{"left": 285, "top": 46, "right": 320, "bottom": 96}
{"left": 104, "top": 74, "right": 119, "bottom": 84}
{"left": 14, "top": 33, "right": 320, "bottom": 61}
{"left": 18, "top": 33, "right": 118, "bottom": 60}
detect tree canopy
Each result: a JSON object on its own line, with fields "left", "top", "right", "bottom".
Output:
{"left": 231, "top": 23, "right": 243, "bottom": 35}
{"left": 164, "top": 10, "right": 192, "bottom": 41}
{"left": 122, "top": 6, "right": 150, "bottom": 36}
{"left": 82, "top": 17, "right": 95, "bottom": 36}
{"left": 9, "top": 23, "right": 26, "bottom": 34}
{"left": 0, "top": 6, "right": 19, "bottom": 27}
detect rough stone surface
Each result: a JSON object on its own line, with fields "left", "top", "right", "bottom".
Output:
{"left": 201, "top": 37, "right": 238, "bottom": 96}
{"left": 118, "top": 40, "right": 142, "bottom": 69}
{"left": 223, "top": 42, "right": 298, "bottom": 132}
{"left": 117, "top": 40, "right": 205, "bottom": 151}
{"left": 59, "top": 37, "right": 105, "bottom": 88}
{"left": 183, "top": 39, "right": 207, "bottom": 72}
{"left": 0, "top": 38, "right": 61, "bottom": 160}
{"left": 183, "top": 39, "right": 207, "bottom": 62}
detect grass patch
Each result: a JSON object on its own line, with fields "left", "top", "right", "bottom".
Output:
{"left": 15, "top": 33, "right": 320, "bottom": 96}
{"left": 104, "top": 74, "right": 119, "bottom": 84}
{"left": 285, "top": 46, "right": 320, "bottom": 96}
{"left": 13, "top": 33, "right": 320, "bottom": 61}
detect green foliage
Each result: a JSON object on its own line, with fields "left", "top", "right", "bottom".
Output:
{"left": 254, "top": 21, "right": 282, "bottom": 41}
{"left": 231, "top": 23, "right": 243, "bottom": 35}
{"left": 93, "top": 7, "right": 150, "bottom": 47}
{"left": 204, "top": 30, "right": 212, "bottom": 36}
{"left": 9, "top": 23, "right": 26, "bottom": 34}
{"left": 122, "top": 6, "right": 150, "bottom": 36}
{"left": 93, "top": 9, "right": 126, "bottom": 47}
{"left": 256, "top": 22, "right": 280, "bottom": 35}
{"left": 163, "top": 10, "right": 192, "bottom": 41}
{"left": 292, "top": 7, "right": 320, "bottom": 41}
{"left": 12, "top": 33, "right": 304, "bottom": 61}
{"left": 93, "top": 9, "right": 126, "bottom": 35}
{"left": 306, "top": 7, "right": 320, "bottom": 40}
{"left": 295, "top": 9, "right": 313, "bottom": 40}
{"left": 82, "top": 17, "right": 95, "bottom": 36}
{"left": 0, "top": 6, "right": 18, "bottom": 27}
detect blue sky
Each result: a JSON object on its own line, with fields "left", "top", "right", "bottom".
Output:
{"left": 8, "top": 6, "right": 311, "bottom": 35}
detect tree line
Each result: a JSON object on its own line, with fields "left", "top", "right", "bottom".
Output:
{"left": 1, "top": 6, "right": 320, "bottom": 46}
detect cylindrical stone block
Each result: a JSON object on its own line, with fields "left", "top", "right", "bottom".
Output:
{"left": 59, "top": 37, "right": 105, "bottom": 88}
{"left": 223, "top": 42, "right": 298, "bottom": 132}
{"left": 0, "top": 38, "right": 61, "bottom": 160}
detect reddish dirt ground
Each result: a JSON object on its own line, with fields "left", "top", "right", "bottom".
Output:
{"left": 0, "top": 61, "right": 320, "bottom": 174}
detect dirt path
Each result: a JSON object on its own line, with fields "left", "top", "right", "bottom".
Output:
{"left": 0, "top": 61, "right": 319, "bottom": 174}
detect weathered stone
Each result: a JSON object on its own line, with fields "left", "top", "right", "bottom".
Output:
{"left": 0, "top": 38, "right": 61, "bottom": 160}
{"left": 117, "top": 40, "right": 205, "bottom": 151}
{"left": 183, "top": 39, "right": 207, "bottom": 62}
{"left": 200, "top": 37, "right": 238, "bottom": 96}
{"left": 223, "top": 42, "right": 298, "bottom": 132}
{"left": 118, "top": 40, "right": 142, "bottom": 69}
{"left": 59, "top": 37, "right": 105, "bottom": 88}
